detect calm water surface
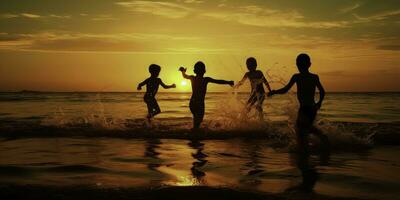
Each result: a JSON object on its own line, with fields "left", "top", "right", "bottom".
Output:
{"left": 0, "top": 138, "right": 399, "bottom": 199}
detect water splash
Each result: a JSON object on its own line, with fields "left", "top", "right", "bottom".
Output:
{"left": 41, "top": 94, "right": 126, "bottom": 130}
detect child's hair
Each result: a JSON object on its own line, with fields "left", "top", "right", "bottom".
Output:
{"left": 246, "top": 57, "right": 257, "bottom": 71}
{"left": 149, "top": 64, "right": 161, "bottom": 76}
{"left": 194, "top": 61, "right": 206, "bottom": 75}
{"left": 296, "top": 53, "right": 311, "bottom": 71}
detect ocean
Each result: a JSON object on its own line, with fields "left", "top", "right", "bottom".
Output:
{"left": 0, "top": 92, "right": 399, "bottom": 199}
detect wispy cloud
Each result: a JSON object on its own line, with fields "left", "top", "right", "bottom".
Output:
{"left": 21, "top": 13, "right": 41, "bottom": 18}
{"left": 116, "top": 1, "right": 191, "bottom": 19}
{"left": 0, "top": 13, "right": 71, "bottom": 19}
{"left": 0, "top": 32, "right": 203, "bottom": 53}
{"left": 183, "top": 0, "right": 203, "bottom": 4}
{"left": 91, "top": 15, "right": 117, "bottom": 21}
{"left": 340, "top": 3, "right": 361, "bottom": 13}
{"left": 354, "top": 9, "right": 400, "bottom": 22}
{"left": 49, "top": 14, "right": 71, "bottom": 19}
{"left": 203, "top": 6, "right": 349, "bottom": 28}
{"left": 0, "top": 13, "right": 19, "bottom": 19}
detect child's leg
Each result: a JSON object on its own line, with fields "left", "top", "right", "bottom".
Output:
{"left": 295, "top": 107, "right": 323, "bottom": 191}
{"left": 152, "top": 100, "right": 161, "bottom": 116}
{"left": 256, "top": 93, "right": 265, "bottom": 120}
{"left": 193, "top": 115, "right": 203, "bottom": 130}
{"left": 190, "top": 101, "right": 205, "bottom": 130}
{"left": 146, "top": 98, "right": 161, "bottom": 120}
{"left": 296, "top": 127, "right": 309, "bottom": 156}
{"left": 246, "top": 92, "right": 257, "bottom": 111}
{"left": 296, "top": 108, "right": 312, "bottom": 156}
{"left": 145, "top": 102, "right": 153, "bottom": 122}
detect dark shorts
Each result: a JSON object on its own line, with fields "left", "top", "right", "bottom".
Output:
{"left": 297, "top": 106, "right": 317, "bottom": 129}
{"left": 189, "top": 99, "right": 205, "bottom": 119}
{"left": 144, "top": 95, "right": 160, "bottom": 117}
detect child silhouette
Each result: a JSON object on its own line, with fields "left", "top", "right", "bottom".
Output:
{"left": 269, "top": 53, "right": 330, "bottom": 156}
{"left": 138, "top": 64, "right": 176, "bottom": 122}
{"left": 235, "top": 57, "right": 272, "bottom": 120}
{"left": 179, "top": 61, "right": 234, "bottom": 130}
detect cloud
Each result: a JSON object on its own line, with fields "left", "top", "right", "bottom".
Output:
{"left": 116, "top": 1, "right": 191, "bottom": 19}
{"left": 91, "top": 15, "right": 117, "bottom": 21}
{"left": 0, "top": 13, "right": 19, "bottom": 19}
{"left": 0, "top": 32, "right": 203, "bottom": 53}
{"left": 20, "top": 13, "right": 41, "bottom": 18}
{"left": 0, "top": 13, "right": 71, "bottom": 20}
{"left": 49, "top": 14, "right": 71, "bottom": 19}
{"left": 202, "top": 7, "right": 349, "bottom": 28}
{"left": 354, "top": 9, "right": 400, "bottom": 22}
{"left": 376, "top": 45, "right": 400, "bottom": 51}
{"left": 183, "top": 0, "right": 203, "bottom": 4}
{"left": 340, "top": 3, "right": 361, "bottom": 13}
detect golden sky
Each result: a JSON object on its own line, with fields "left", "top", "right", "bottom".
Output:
{"left": 0, "top": 0, "right": 399, "bottom": 92}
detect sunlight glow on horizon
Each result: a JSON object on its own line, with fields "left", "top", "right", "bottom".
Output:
{"left": 0, "top": 0, "right": 399, "bottom": 92}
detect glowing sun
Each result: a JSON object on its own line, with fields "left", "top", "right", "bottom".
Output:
{"left": 181, "top": 80, "right": 188, "bottom": 86}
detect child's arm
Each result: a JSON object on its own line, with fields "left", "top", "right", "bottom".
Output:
{"left": 137, "top": 79, "right": 148, "bottom": 90}
{"left": 262, "top": 74, "right": 272, "bottom": 92}
{"left": 234, "top": 73, "right": 247, "bottom": 88}
{"left": 179, "top": 67, "right": 192, "bottom": 80}
{"left": 207, "top": 78, "right": 234, "bottom": 86}
{"left": 269, "top": 74, "right": 297, "bottom": 95}
{"left": 315, "top": 75, "right": 325, "bottom": 109}
{"left": 160, "top": 79, "right": 176, "bottom": 89}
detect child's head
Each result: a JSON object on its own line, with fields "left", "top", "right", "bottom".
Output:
{"left": 149, "top": 64, "right": 161, "bottom": 77}
{"left": 246, "top": 57, "right": 257, "bottom": 71}
{"left": 296, "top": 53, "right": 311, "bottom": 73}
{"left": 194, "top": 61, "right": 206, "bottom": 75}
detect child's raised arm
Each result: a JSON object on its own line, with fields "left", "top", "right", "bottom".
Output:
{"left": 160, "top": 79, "right": 176, "bottom": 89}
{"left": 207, "top": 77, "right": 234, "bottom": 86}
{"left": 137, "top": 79, "right": 148, "bottom": 90}
{"left": 269, "top": 74, "right": 297, "bottom": 95}
{"left": 179, "top": 67, "right": 192, "bottom": 80}
{"left": 315, "top": 75, "right": 325, "bottom": 109}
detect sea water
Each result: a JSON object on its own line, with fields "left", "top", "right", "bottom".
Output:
{"left": 0, "top": 92, "right": 399, "bottom": 199}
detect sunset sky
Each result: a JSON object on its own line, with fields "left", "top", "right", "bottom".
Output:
{"left": 0, "top": 0, "right": 399, "bottom": 92}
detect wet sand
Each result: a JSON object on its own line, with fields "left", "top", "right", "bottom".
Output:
{"left": 0, "top": 184, "right": 367, "bottom": 200}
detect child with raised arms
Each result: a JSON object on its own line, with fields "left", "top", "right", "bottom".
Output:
{"left": 179, "top": 61, "right": 234, "bottom": 130}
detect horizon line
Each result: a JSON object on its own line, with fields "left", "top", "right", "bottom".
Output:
{"left": 1, "top": 90, "right": 400, "bottom": 93}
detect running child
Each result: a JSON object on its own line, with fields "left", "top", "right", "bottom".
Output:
{"left": 179, "top": 61, "right": 234, "bottom": 130}
{"left": 138, "top": 64, "right": 176, "bottom": 122}
{"left": 235, "top": 57, "right": 272, "bottom": 120}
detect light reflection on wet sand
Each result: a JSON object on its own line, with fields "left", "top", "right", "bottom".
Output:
{"left": 0, "top": 138, "right": 399, "bottom": 199}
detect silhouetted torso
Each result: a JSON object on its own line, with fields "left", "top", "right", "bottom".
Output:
{"left": 246, "top": 70, "right": 265, "bottom": 94}
{"left": 293, "top": 73, "right": 319, "bottom": 107}
{"left": 189, "top": 76, "right": 211, "bottom": 103}
{"left": 143, "top": 77, "right": 162, "bottom": 98}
